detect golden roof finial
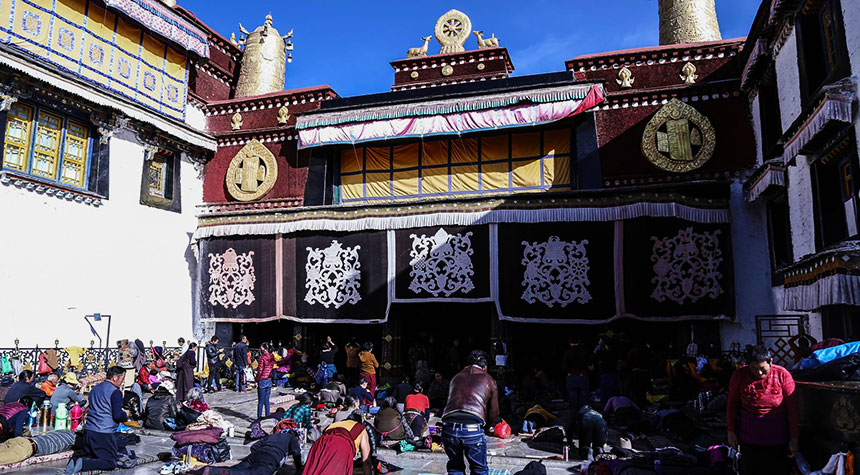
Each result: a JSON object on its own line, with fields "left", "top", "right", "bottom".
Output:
{"left": 235, "top": 15, "right": 294, "bottom": 97}
{"left": 658, "top": 0, "right": 722, "bottom": 45}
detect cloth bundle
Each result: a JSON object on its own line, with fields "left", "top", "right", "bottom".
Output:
{"left": 170, "top": 440, "right": 231, "bottom": 464}
{"left": 32, "top": 429, "right": 76, "bottom": 456}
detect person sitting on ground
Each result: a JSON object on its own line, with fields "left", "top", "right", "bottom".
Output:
{"left": 578, "top": 405, "right": 607, "bottom": 461}
{"left": 405, "top": 383, "right": 431, "bottom": 422}
{"left": 0, "top": 397, "right": 32, "bottom": 441}
{"left": 40, "top": 374, "right": 58, "bottom": 397}
{"left": 5, "top": 370, "right": 47, "bottom": 406}
{"left": 428, "top": 371, "right": 449, "bottom": 412}
{"left": 65, "top": 366, "right": 130, "bottom": 474}
{"left": 350, "top": 377, "right": 375, "bottom": 409}
{"left": 394, "top": 376, "right": 412, "bottom": 407}
{"left": 51, "top": 373, "right": 85, "bottom": 413}
{"left": 304, "top": 418, "right": 373, "bottom": 475}
{"left": 143, "top": 381, "right": 181, "bottom": 430}
{"left": 374, "top": 396, "right": 416, "bottom": 442}
{"left": 283, "top": 392, "right": 314, "bottom": 428}
{"left": 184, "top": 387, "right": 210, "bottom": 413}
{"left": 335, "top": 395, "right": 363, "bottom": 423}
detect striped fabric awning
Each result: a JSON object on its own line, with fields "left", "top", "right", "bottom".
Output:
{"left": 296, "top": 84, "right": 605, "bottom": 149}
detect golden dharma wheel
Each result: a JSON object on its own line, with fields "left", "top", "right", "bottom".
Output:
{"left": 434, "top": 9, "right": 471, "bottom": 54}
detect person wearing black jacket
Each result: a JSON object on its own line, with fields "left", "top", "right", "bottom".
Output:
{"left": 206, "top": 337, "right": 223, "bottom": 393}
{"left": 229, "top": 431, "right": 302, "bottom": 475}
{"left": 233, "top": 335, "right": 249, "bottom": 393}
{"left": 4, "top": 370, "right": 46, "bottom": 406}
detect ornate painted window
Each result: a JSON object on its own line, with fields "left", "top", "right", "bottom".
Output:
{"left": 140, "top": 148, "right": 181, "bottom": 212}
{"left": 796, "top": 0, "right": 849, "bottom": 102}
{"left": 811, "top": 133, "right": 860, "bottom": 249}
{"left": 1, "top": 101, "right": 94, "bottom": 190}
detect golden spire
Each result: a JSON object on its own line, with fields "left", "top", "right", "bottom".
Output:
{"left": 658, "top": 0, "right": 722, "bottom": 45}
{"left": 234, "top": 14, "right": 295, "bottom": 98}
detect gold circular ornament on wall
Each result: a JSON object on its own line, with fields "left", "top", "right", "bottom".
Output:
{"left": 410, "top": 71, "right": 419, "bottom": 79}
{"left": 225, "top": 139, "right": 278, "bottom": 201}
{"left": 434, "top": 9, "right": 471, "bottom": 54}
{"left": 441, "top": 65, "right": 454, "bottom": 76}
{"left": 476, "top": 63, "right": 485, "bottom": 71}
{"left": 641, "top": 98, "right": 715, "bottom": 173}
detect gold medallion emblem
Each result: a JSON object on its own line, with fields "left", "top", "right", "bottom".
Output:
{"left": 441, "top": 65, "right": 454, "bottom": 76}
{"left": 225, "top": 139, "right": 278, "bottom": 201}
{"left": 641, "top": 99, "right": 715, "bottom": 173}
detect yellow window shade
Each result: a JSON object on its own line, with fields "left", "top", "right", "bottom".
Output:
{"left": 481, "top": 134, "right": 508, "bottom": 161}
{"left": 544, "top": 128, "right": 571, "bottom": 156}
{"left": 393, "top": 169, "right": 419, "bottom": 197}
{"left": 86, "top": 4, "right": 115, "bottom": 42}
{"left": 54, "top": 0, "right": 87, "bottom": 26}
{"left": 450, "top": 164, "right": 479, "bottom": 192}
{"left": 392, "top": 143, "right": 419, "bottom": 170}
{"left": 115, "top": 17, "right": 141, "bottom": 52}
{"left": 364, "top": 172, "right": 390, "bottom": 198}
{"left": 164, "top": 46, "right": 187, "bottom": 80}
{"left": 365, "top": 147, "right": 389, "bottom": 171}
{"left": 512, "top": 159, "right": 541, "bottom": 188}
{"left": 141, "top": 33, "right": 166, "bottom": 69}
{"left": 450, "top": 138, "right": 478, "bottom": 165}
{"left": 421, "top": 166, "right": 448, "bottom": 195}
{"left": 340, "top": 172, "right": 364, "bottom": 201}
{"left": 60, "top": 120, "right": 89, "bottom": 187}
{"left": 482, "top": 161, "right": 509, "bottom": 191}
{"left": 544, "top": 155, "right": 572, "bottom": 187}
{"left": 341, "top": 148, "right": 363, "bottom": 174}
{"left": 422, "top": 139, "right": 448, "bottom": 167}
{"left": 512, "top": 132, "right": 541, "bottom": 158}
{"left": 3, "top": 103, "right": 33, "bottom": 172}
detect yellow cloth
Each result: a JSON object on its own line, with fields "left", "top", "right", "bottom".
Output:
{"left": 359, "top": 352, "right": 378, "bottom": 375}
{"left": 524, "top": 404, "right": 556, "bottom": 422}
{"left": 64, "top": 347, "right": 85, "bottom": 369}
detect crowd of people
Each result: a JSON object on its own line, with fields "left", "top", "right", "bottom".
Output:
{"left": 0, "top": 329, "right": 820, "bottom": 475}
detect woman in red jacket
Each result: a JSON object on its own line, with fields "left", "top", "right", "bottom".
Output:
{"left": 256, "top": 343, "right": 275, "bottom": 420}
{"left": 727, "top": 345, "right": 799, "bottom": 474}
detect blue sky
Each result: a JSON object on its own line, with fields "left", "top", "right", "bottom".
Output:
{"left": 181, "top": 0, "right": 761, "bottom": 98}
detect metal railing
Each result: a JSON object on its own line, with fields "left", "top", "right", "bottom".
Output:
{"left": 0, "top": 344, "right": 208, "bottom": 375}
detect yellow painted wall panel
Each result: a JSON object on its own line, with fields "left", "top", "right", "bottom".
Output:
{"left": 512, "top": 132, "right": 541, "bottom": 158}
{"left": 450, "top": 164, "right": 479, "bottom": 192}
{"left": 393, "top": 169, "right": 419, "bottom": 196}
{"left": 138, "top": 62, "right": 163, "bottom": 104}
{"left": 392, "top": 143, "right": 419, "bottom": 170}
{"left": 112, "top": 50, "right": 138, "bottom": 89}
{"left": 482, "top": 161, "right": 509, "bottom": 191}
{"left": 80, "top": 36, "right": 111, "bottom": 86}
{"left": 13, "top": 3, "right": 49, "bottom": 57}
{"left": 512, "top": 159, "right": 541, "bottom": 188}
{"left": 365, "top": 146, "right": 389, "bottom": 171}
{"left": 50, "top": 18, "right": 80, "bottom": 70}
{"left": 421, "top": 166, "right": 448, "bottom": 195}
{"left": 0, "top": 0, "right": 11, "bottom": 42}
{"left": 364, "top": 171, "right": 389, "bottom": 198}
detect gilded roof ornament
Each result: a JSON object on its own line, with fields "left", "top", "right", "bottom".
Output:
{"left": 231, "top": 112, "right": 243, "bottom": 130}
{"left": 434, "top": 9, "right": 472, "bottom": 54}
{"left": 235, "top": 14, "right": 295, "bottom": 98}
{"left": 407, "top": 36, "right": 432, "bottom": 58}
{"left": 617, "top": 66, "right": 635, "bottom": 89}
{"left": 680, "top": 62, "right": 698, "bottom": 84}
{"left": 277, "top": 106, "right": 290, "bottom": 125}
{"left": 473, "top": 31, "right": 499, "bottom": 49}
{"left": 658, "top": 0, "right": 722, "bottom": 45}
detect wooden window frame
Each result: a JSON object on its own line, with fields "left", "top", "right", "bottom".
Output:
{"left": 139, "top": 148, "right": 181, "bottom": 213}
{"left": 796, "top": 0, "right": 851, "bottom": 105}
{"left": 811, "top": 133, "right": 860, "bottom": 250}
{"left": 0, "top": 101, "right": 95, "bottom": 191}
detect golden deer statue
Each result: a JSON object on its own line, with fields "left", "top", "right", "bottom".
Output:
{"left": 407, "top": 36, "right": 432, "bottom": 58}
{"left": 473, "top": 30, "right": 499, "bottom": 49}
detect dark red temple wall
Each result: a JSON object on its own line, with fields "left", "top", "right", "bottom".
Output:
{"left": 596, "top": 96, "right": 756, "bottom": 179}
{"left": 575, "top": 56, "right": 740, "bottom": 95}
{"left": 207, "top": 45, "right": 239, "bottom": 76}
{"left": 191, "top": 66, "right": 232, "bottom": 101}
{"left": 203, "top": 139, "right": 309, "bottom": 203}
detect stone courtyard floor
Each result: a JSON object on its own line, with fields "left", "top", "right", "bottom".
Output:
{"left": 8, "top": 387, "right": 586, "bottom": 474}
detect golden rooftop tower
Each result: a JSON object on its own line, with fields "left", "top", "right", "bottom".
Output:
{"left": 234, "top": 14, "right": 294, "bottom": 98}
{"left": 658, "top": 0, "right": 722, "bottom": 45}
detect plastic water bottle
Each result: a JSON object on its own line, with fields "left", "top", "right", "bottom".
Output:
{"left": 55, "top": 403, "right": 69, "bottom": 430}
{"left": 70, "top": 403, "right": 83, "bottom": 431}
{"left": 41, "top": 401, "right": 51, "bottom": 432}
{"left": 28, "top": 402, "right": 39, "bottom": 432}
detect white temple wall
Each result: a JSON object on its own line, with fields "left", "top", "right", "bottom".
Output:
{"left": 0, "top": 128, "right": 201, "bottom": 348}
